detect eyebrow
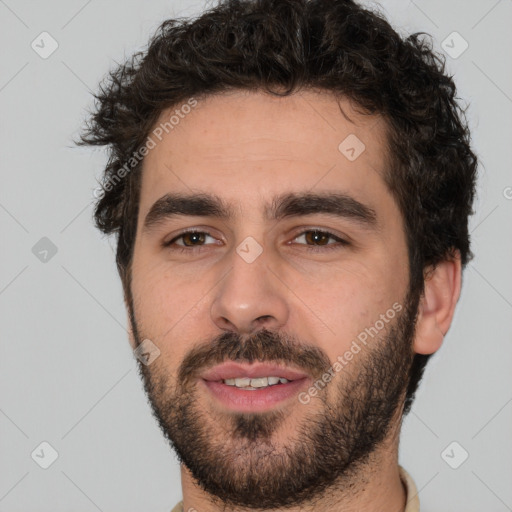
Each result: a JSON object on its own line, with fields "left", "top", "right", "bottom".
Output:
{"left": 142, "top": 191, "right": 378, "bottom": 234}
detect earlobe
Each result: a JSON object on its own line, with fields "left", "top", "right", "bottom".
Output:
{"left": 413, "top": 251, "right": 462, "bottom": 355}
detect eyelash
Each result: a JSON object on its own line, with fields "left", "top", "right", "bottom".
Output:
{"left": 162, "top": 228, "right": 349, "bottom": 254}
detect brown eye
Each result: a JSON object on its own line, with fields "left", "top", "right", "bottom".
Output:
{"left": 180, "top": 232, "right": 207, "bottom": 246}
{"left": 304, "top": 231, "right": 331, "bottom": 246}
{"left": 163, "top": 231, "right": 216, "bottom": 250}
{"left": 292, "top": 229, "right": 348, "bottom": 252}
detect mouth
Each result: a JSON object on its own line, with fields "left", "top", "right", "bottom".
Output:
{"left": 199, "top": 361, "right": 311, "bottom": 412}
{"left": 221, "top": 375, "right": 292, "bottom": 389}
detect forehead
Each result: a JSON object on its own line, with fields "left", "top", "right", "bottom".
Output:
{"left": 138, "top": 89, "right": 393, "bottom": 224}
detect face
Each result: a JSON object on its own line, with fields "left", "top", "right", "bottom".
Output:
{"left": 128, "top": 89, "right": 418, "bottom": 508}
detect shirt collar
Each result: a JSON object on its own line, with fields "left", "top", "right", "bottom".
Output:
{"left": 400, "top": 465, "right": 421, "bottom": 512}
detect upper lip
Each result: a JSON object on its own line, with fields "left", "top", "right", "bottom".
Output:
{"left": 200, "top": 361, "right": 309, "bottom": 382}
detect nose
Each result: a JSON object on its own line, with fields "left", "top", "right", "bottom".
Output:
{"left": 210, "top": 244, "right": 289, "bottom": 336}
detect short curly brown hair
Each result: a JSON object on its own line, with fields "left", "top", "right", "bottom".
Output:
{"left": 79, "top": 0, "right": 477, "bottom": 415}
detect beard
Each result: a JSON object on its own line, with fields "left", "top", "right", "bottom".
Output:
{"left": 129, "top": 287, "right": 419, "bottom": 510}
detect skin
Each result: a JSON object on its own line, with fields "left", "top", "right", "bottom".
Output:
{"left": 127, "top": 89, "right": 461, "bottom": 512}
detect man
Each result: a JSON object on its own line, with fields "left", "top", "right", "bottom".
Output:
{"left": 80, "top": 0, "right": 477, "bottom": 510}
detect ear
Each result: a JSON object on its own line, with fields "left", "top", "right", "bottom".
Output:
{"left": 413, "top": 250, "right": 462, "bottom": 355}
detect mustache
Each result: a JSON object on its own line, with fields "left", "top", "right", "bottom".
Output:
{"left": 179, "top": 328, "right": 332, "bottom": 386}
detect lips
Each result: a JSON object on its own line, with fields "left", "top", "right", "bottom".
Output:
{"left": 200, "top": 361, "right": 309, "bottom": 382}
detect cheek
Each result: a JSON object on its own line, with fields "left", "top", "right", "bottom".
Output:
{"left": 131, "top": 254, "right": 182, "bottom": 329}
{"left": 131, "top": 254, "right": 217, "bottom": 356}
{"left": 135, "top": 273, "right": 189, "bottom": 324}
{"left": 297, "top": 258, "right": 406, "bottom": 350}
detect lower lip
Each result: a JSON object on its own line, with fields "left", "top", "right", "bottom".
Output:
{"left": 201, "top": 378, "right": 310, "bottom": 412}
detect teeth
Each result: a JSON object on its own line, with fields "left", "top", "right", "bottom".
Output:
{"left": 250, "top": 377, "right": 269, "bottom": 388}
{"left": 223, "top": 376, "right": 290, "bottom": 389}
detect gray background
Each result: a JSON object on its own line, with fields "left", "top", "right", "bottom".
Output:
{"left": 1, "top": 0, "right": 511, "bottom": 511}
